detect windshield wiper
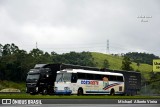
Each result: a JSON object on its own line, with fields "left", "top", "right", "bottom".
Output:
{"left": 57, "top": 75, "right": 63, "bottom": 82}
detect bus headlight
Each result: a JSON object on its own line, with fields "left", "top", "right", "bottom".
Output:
{"left": 64, "top": 87, "right": 70, "bottom": 90}
{"left": 54, "top": 87, "right": 58, "bottom": 91}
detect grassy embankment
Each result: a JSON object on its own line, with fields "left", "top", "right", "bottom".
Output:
{"left": 91, "top": 52, "right": 153, "bottom": 79}
{"left": 0, "top": 80, "right": 25, "bottom": 92}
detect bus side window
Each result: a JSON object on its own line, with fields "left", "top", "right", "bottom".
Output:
{"left": 117, "top": 76, "right": 124, "bottom": 82}
{"left": 95, "top": 74, "right": 102, "bottom": 80}
{"left": 86, "top": 74, "right": 94, "bottom": 80}
{"left": 78, "top": 73, "right": 86, "bottom": 79}
{"left": 109, "top": 75, "right": 116, "bottom": 81}
{"left": 71, "top": 73, "right": 77, "bottom": 83}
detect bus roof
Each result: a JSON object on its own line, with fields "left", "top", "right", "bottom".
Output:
{"left": 57, "top": 69, "right": 123, "bottom": 76}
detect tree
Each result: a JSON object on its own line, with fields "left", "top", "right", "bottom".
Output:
{"left": 0, "top": 43, "right": 97, "bottom": 82}
{"left": 29, "top": 48, "right": 52, "bottom": 64}
{"left": 2, "top": 44, "right": 11, "bottom": 56}
{"left": 52, "top": 51, "right": 96, "bottom": 67}
{"left": 29, "top": 48, "right": 43, "bottom": 58}
{"left": 121, "top": 56, "right": 133, "bottom": 71}
{"left": 0, "top": 44, "right": 2, "bottom": 56}
{"left": 137, "top": 62, "right": 140, "bottom": 70}
{"left": 102, "top": 59, "right": 110, "bottom": 68}
{"left": 124, "top": 52, "right": 159, "bottom": 65}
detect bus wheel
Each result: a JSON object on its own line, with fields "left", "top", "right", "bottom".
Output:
{"left": 42, "top": 89, "right": 47, "bottom": 95}
{"left": 110, "top": 89, "right": 115, "bottom": 96}
{"left": 30, "top": 93, "right": 36, "bottom": 95}
{"left": 77, "top": 88, "right": 83, "bottom": 96}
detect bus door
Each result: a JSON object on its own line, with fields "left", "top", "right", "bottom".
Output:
{"left": 70, "top": 73, "right": 78, "bottom": 94}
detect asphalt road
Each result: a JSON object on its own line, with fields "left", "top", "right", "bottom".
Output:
{"left": 0, "top": 104, "right": 160, "bottom": 107}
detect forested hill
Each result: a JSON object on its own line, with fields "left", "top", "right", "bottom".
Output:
{"left": 124, "top": 52, "right": 159, "bottom": 65}
{"left": 0, "top": 43, "right": 155, "bottom": 82}
{"left": 91, "top": 52, "right": 152, "bottom": 73}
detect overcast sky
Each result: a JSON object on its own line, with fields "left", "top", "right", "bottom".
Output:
{"left": 0, "top": 0, "right": 160, "bottom": 56}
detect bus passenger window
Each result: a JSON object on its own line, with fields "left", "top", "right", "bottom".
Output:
{"left": 109, "top": 76, "right": 116, "bottom": 81}
{"left": 86, "top": 74, "right": 94, "bottom": 80}
{"left": 117, "top": 76, "right": 124, "bottom": 82}
{"left": 95, "top": 74, "right": 102, "bottom": 80}
{"left": 119, "top": 86, "right": 122, "bottom": 91}
{"left": 78, "top": 73, "right": 86, "bottom": 79}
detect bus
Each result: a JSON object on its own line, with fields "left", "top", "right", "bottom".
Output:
{"left": 54, "top": 69, "right": 124, "bottom": 95}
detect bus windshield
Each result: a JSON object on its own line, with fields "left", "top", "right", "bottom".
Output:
{"left": 27, "top": 74, "right": 40, "bottom": 80}
{"left": 56, "top": 73, "right": 72, "bottom": 82}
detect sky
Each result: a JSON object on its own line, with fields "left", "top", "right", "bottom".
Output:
{"left": 0, "top": 0, "right": 160, "bottom": 56}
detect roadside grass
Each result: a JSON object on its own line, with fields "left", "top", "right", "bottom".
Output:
{"left": 0, "top": 80, "right": 25, "bottom": 92}
{"left": 0, "top": 93, "right": 160, "bottom": 99}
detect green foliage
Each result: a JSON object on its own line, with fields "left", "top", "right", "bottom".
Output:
{"left": 125, "top": 52, "right": 159, "bottom": 65}
{"left": 121, "top": 56, "right": 133, "bottom": 71}
{"left": 102, "top": 59, "right": 110, "bottom": 68}
{"left": 149, "top": 72, "right": 160, "bottom": 94}
{"left": 52, "top": 51, "right": 96, "bottom": 67}
{"left": 0, "top": 43, "right": 95, "bottom": 82}
{"left": 91, "top": 52, "right": 153, "bottom": 79}
{"left": 91, "top": 52, "right": 123, "bottom": 69}
{"left": 0, "top": 44, "right": 154, "bottom": 82}
{"left": 0, "top": 44, "right": 29, "bottom": 81}
{"left": 0, "top": 44, "right": 53, "bottom": 81}
{"left": 0, "top": 80, "right": 25, "bottom": 92}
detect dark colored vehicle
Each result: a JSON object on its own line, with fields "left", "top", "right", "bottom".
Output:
{"left": 102, "top": 69, "right": 141, "bottom": 95}
{"left": 26, "top": 63, "right": 99, "bottom": 95}
{"left": 26, "top": 64, "right": 60, "bottom": 95}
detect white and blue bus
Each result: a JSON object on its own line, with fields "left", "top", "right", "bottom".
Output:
{"left": 54, "top": 69, "right": 124, "bottom": 95}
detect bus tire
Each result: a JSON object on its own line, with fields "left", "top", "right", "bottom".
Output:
{"left": 110, "top": 89, "right": 115, "bottom": 96}
{"left": 77, "top": 88, "right": 83, "bottom": 96}
{"left": 42, "top": 89, "right": 47, "bottom": 95}
{"left": 30, "top": 93, "right": 36, "bottom": 95}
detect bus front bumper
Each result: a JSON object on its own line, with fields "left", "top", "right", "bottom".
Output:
{"left": 55, "top": 90, "right": 72, "bottom": 95}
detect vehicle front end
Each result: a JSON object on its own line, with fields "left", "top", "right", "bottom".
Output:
{"left": 54, "top": 71, "right": 75, "bottom": 95}
{"left": 54, "top": 83, "right": 72, "bottom": 95}
{"left": 26, "top": 69, "right": 40, "bottom": 94}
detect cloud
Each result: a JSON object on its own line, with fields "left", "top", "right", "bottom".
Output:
{"left": 0, "top": 0, "right": 160, "bottom": 56}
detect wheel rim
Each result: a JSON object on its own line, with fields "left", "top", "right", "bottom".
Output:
{"left": 43, "top": 89, "right": 47, "bottom": 95}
